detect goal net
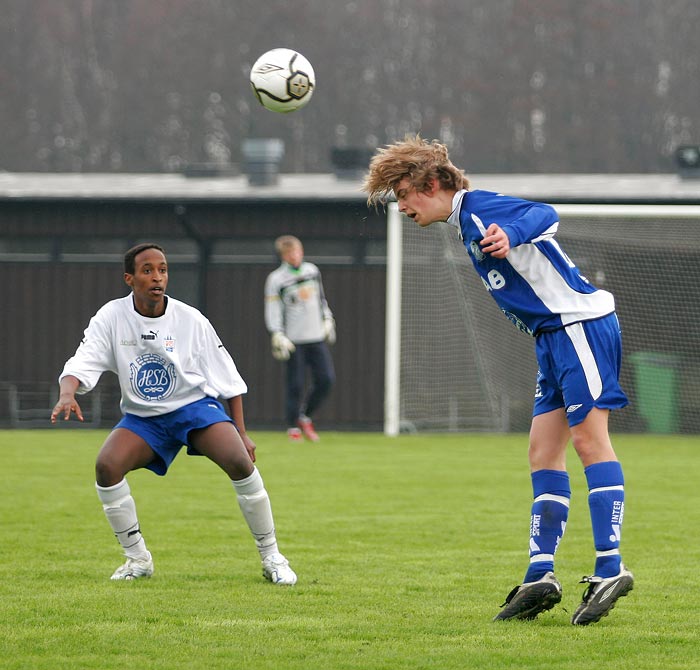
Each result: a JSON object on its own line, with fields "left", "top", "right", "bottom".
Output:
{"left": 385, "top": 202, "right": 700, "bottom": 435}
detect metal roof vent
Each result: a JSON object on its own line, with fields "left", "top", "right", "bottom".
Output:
{"left": 242, "top": 138, "right": 285, "bottom": 186}
{"left": 675, "top": 145, "right": 700, "bottom": 179}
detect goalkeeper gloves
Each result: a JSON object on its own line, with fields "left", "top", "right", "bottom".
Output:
{"left": 323, "top": 317, "right": 336, "bottom": 345}
{"left": 271, "top": 332, "right": 295, "bottom": 361}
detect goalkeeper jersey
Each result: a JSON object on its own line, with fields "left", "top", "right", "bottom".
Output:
{"left": 264, "top": 261, "right": 333, "bottom": 344}
{"left": 447, "top": 189, "right": 615, "bottom": 336}
{"left": 59, "top": 294, "right": 247, "bottom": 417}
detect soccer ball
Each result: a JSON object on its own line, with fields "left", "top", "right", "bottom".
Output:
{"left": 249, "top": 48, "right": 315, "bottom": 113}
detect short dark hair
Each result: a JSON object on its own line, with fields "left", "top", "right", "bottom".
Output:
{"left": 124, "top": 243, "right": 166, "bottom": 274}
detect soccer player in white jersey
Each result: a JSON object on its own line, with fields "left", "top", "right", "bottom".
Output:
{"left": 264, "top": 235, "right": 336, "bottom": 442}
{"left": 50, "top": 243, "right": 296, "bottom": 585}
{"left": 363, "top": 136, "right": 633, "bottom": 626}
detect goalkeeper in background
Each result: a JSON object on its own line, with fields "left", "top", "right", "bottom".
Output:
{"left": 363, "top": 136, "right": 632, "bottom": 626}
{"left": 264, "top": 235, "right": 336, "bottom": 442}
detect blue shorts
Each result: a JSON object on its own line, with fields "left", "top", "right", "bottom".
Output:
{"left": 115, "top": 397, "right": 233, "bottom": 476}
{"left": 533, "top": 313, "right": 628, "bottom": 427}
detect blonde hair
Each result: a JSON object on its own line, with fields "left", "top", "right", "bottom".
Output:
{"left": 362, "top": 135, "right": 469, "bottom": 206}
{"left": 274, "top": 235, "right": 302, "bottom": 256}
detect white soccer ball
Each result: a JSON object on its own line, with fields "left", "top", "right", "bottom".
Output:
{"left": 249, "top": 48, "right": 315, "bottom": 114}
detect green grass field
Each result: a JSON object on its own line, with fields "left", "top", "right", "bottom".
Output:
{"left": 1, "top": 429, "right": 698, "bottom": 669}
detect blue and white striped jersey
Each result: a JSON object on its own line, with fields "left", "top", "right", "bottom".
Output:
{"left": 447, "top": 189, "right": 614, "bottom": 336}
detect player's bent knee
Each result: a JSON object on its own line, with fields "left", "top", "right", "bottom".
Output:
{"left": 95, "top": 459, "right": 127, "bottom": 487}
{"left": 220, "top": 457, "right": 254, "bottom": 481}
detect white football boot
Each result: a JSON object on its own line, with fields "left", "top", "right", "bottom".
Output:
{"left": 262, "top": 552, "right": 297, "bottom": 585}
{"left": 110, "top": 551, "right": 154, "bottom": 581}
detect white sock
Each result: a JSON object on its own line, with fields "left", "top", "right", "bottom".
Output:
{"left": 95, "top": 479, "right": 149, "bottom": 559}
{"left": 232, "top": 468, "right": 279, "bottom": 559}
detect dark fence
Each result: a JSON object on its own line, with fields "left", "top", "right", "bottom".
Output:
{"left": 0, "top": 196, "right": 388, "bottom": 431}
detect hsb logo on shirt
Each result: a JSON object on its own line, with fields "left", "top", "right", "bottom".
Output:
{"left": 129, "top": 353, "right": 177, "bottom": 402}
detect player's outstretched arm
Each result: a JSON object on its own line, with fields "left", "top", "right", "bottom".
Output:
{"left": 226, "top": 394, "right": 256, "bottom": 463}
{"left": 50, "top": 375, "right": 84, "bottom": 423}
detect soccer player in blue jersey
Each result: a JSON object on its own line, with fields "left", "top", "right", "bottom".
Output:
{"left": 363, "top": 136, "right": 633, "bottom": 625}
{"left": 50, "top": 243, "right": 296, "bottom": 585}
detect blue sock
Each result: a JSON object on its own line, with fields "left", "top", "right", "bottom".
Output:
{"left": 523, "top": 470, "right": 570, "bottom": 583}
{"left": 585, "top": 461, "right": 625, "bottom": 578}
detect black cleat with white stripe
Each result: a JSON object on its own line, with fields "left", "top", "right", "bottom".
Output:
{"left": 493, "top": 572, "right": 562, "bottom": 621}
{"left": 571, "top": 563, "right": 634, "bottom": 625}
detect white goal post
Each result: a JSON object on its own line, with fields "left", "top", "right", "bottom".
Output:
{"left": 384, "top": 202, "right": 403, "bottom": 436}
{"left": 385, "top": 202, "right": 700, "bottom": 435}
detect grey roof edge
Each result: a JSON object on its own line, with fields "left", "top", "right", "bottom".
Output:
{"left": 1, "top": 171, "right": 700, "bottom": 204}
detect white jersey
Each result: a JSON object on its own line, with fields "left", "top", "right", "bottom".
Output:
{"left": 59, "top": 294, "right": 247, "bottom": 417}
{"left": 264, "top": 261, "right": 333, "bottom": 344}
